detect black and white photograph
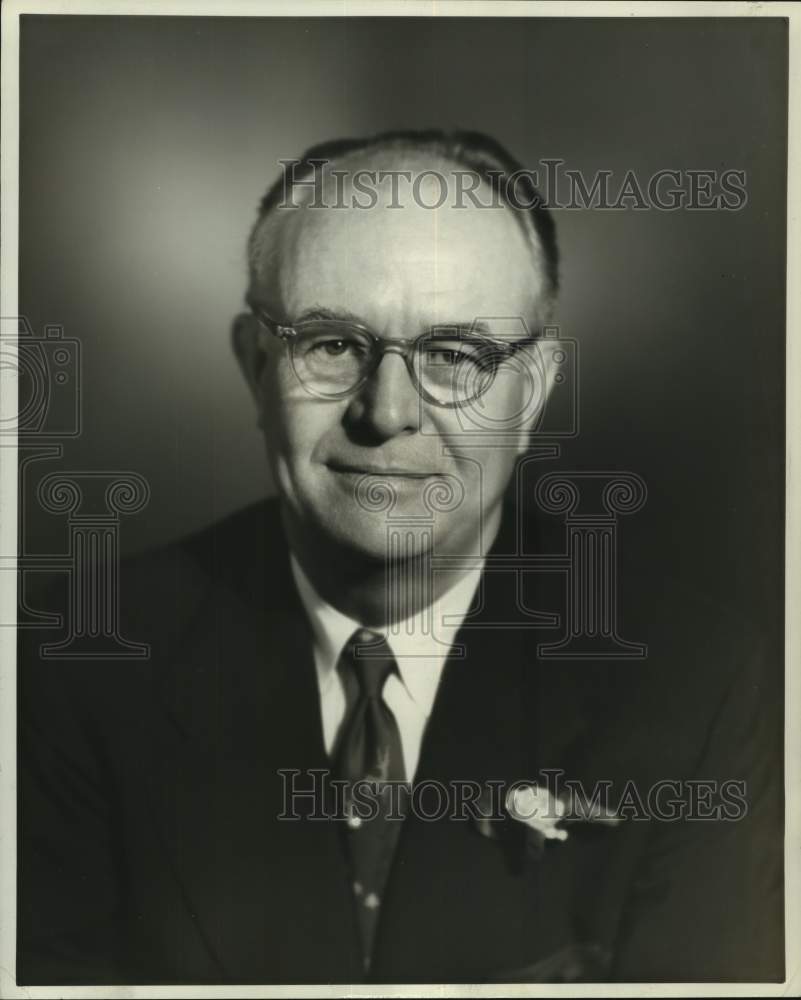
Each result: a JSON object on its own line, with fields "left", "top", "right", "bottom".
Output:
{"left": 0, "top": 2, "right": 796, "bottom": 993}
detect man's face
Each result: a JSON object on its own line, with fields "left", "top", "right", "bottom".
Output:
{"left": 239, "top": 158, "right": 552, "bottom": 561}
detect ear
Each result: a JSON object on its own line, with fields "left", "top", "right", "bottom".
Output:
{"left": 514, "top": 333, "right": 562, "bottom": 456}
{"left": 232, "top": 311, "right": 266, "bottom": 396}
{"left": 232, "top": 312, "right": 268, "bottom": 426}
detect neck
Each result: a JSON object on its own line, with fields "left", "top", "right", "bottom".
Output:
{"left": 284, "top": 506, "right": 502, "bottom": 628}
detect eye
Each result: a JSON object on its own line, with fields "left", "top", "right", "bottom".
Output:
{"left": 305, "top": 336, "right": 368, "bottom": 360}
{"left": 423, "top": 346, "right": 463, "bottom": 366}
{"left": 422, "top": 340, "right": 496, "bottom": 371}
{"left": 313, "top": 339, "right": 351, "bottom": 357}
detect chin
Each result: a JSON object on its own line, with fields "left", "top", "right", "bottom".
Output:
{"left": 291, "top": 473, "right": 481, "bottom": 563}
{"left": 320, "top": 508, "right": 437, "bottom": 563}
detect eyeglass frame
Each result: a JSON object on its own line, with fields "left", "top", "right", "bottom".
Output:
{"left": 249, "top": 302, "right": 542, "bottom": 409}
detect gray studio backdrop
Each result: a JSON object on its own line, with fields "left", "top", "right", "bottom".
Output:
{"left": 19, "top": 17, "right": 786, "bottom": 634}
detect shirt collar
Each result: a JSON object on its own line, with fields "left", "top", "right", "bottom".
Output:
{"left": 290, "top": 552, "right": 484, "bottom": 719}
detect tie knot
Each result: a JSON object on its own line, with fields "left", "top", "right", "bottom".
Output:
{"left": 342, "top": 628, "right": 397, "bottom": 699}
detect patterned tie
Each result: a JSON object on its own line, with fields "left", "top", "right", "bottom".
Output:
{"left": 333, "top": 628, "right": 406, "bottom": 969}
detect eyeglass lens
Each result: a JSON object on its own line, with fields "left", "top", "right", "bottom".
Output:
{"left": 290, "top": 322, "right": 503, "bottom": 403}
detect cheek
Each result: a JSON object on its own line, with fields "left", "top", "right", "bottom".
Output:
{"left": 483, "top": 447, "right": 521, "bottom": 498}
{"left": 434, "top": 369, "right": 541, "bottom": 456}
{"left": 436, "top": 443, "right": 518, "bottom": 512}
{"left": 436, "top": 402, "right": 526, "bottom": 505}
{"left": 260, "top": 371, "right": 346, "bottom": 469}
{"left": 485, "top": 367, "right": 546, "bottom": 429}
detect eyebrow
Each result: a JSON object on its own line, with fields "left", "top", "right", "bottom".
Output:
{"left": 294, "top": 305, "right": 367, "bottom": 325}
{"left": 293, "top": 306, "right": 493, "bottom": 337}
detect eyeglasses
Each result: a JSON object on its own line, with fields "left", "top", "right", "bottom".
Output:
{"left": 250, "top": 305, "right": 540, "bottom": 408}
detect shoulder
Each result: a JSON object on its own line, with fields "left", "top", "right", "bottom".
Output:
{"left": 114, "top": 494, "right": 293, "bottom": 639}
{"left": 19, "top": 497, "right": 291, "bottom": 720}
{"left": 123, "top": 494, "right": 288, "bottom": 607}
{"left": 526, "top": 552, "right": 774, "bottom": 785}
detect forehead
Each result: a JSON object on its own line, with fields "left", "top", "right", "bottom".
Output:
{"left": 256, "top": 151, "right": 546, "bottom": 326}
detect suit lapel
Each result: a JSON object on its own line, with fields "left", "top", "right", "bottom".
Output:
{"left": 370, "top": 553, "right": 536, "bottom": 980}
{"left": 146, "top": 530, "right": 362, "bottom": 982}
{"left": 370, "top": 510, "right": 597, "bottom": 982}
{"left": 415, "top": 567, "right": 533, "bottom": 784}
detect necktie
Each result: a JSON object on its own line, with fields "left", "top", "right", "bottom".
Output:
{"left": 333, "top": 628, "right": 406, "bottom": 969}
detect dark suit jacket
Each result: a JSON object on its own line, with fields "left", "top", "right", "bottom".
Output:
{"left": 18, "top": 499, "right": 784, "bottom": 984}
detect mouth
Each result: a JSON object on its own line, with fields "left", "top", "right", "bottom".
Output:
{"left": 326, "top": 461, "right": 442, "bottom": 479}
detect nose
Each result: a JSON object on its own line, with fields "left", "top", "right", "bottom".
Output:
{"left": 344, "top": 351, "right": 422, "bottom": 442}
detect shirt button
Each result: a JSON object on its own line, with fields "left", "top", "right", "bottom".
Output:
{"left": 347, "top": 815, "right": 363, "bottom": 830}
{"left": 364, "top": 892, "right": 380, "bottom": 910}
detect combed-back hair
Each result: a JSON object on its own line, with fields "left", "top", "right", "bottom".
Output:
{"left": 247, "top": 128, "right": 559, "bottom": 300}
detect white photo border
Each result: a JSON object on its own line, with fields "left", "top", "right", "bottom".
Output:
{"left": 1, "top": 2, "right": 797, "bottom": 997}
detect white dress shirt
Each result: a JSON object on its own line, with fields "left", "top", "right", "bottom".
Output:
{"left": 290, "top": 555, "right": 484, "bottom": 781}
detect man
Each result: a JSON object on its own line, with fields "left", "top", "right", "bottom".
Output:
{"left": 18, "top": 130, "right": 783, "bottom": 985}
